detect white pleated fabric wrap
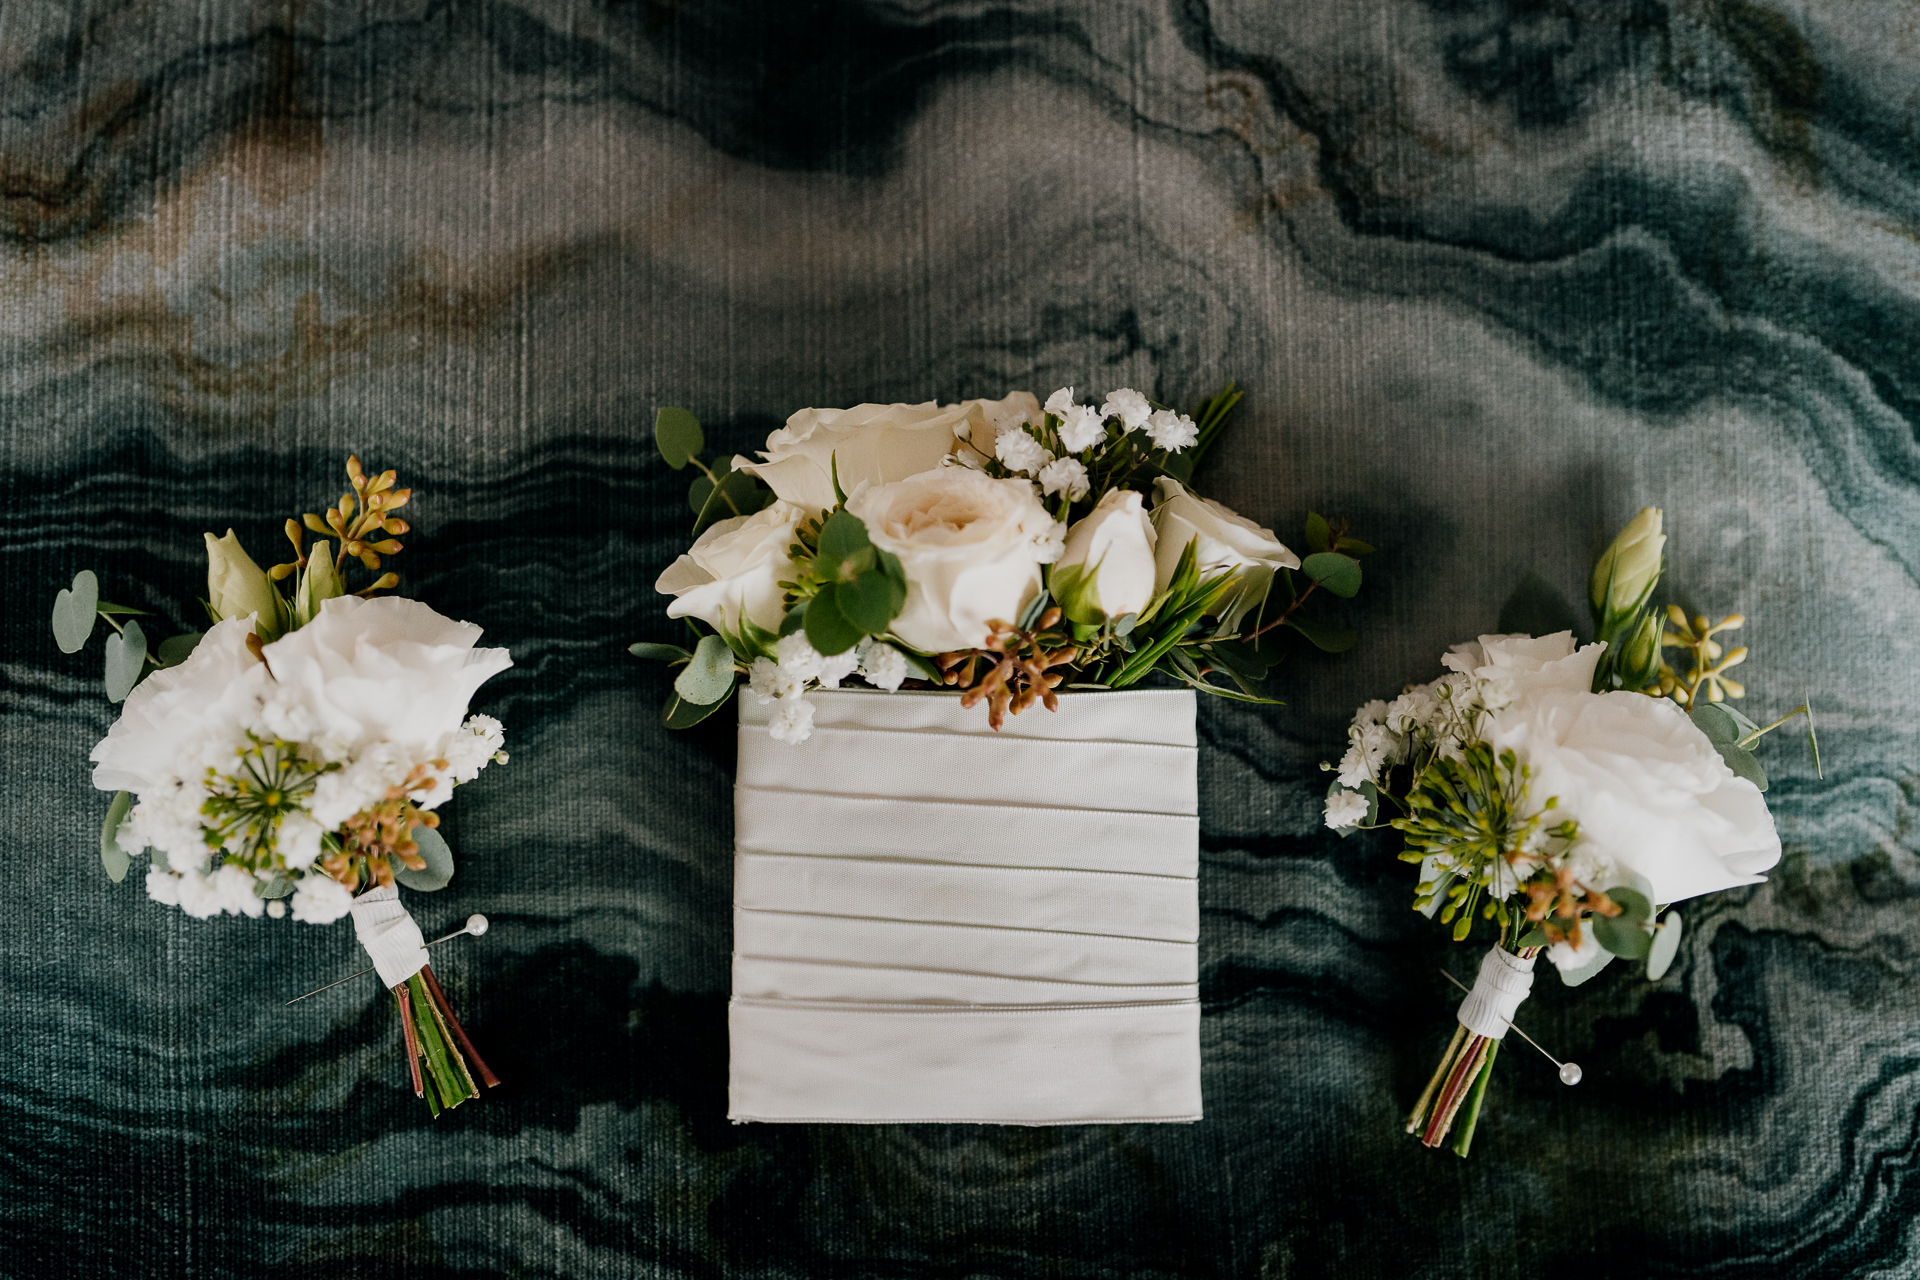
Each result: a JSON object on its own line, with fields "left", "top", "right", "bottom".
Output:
{"left": 731, "top": 688, "right": 1201, "bottom": 1125}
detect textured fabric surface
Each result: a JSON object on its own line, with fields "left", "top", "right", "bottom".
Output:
{"left": 2, "top": 3, "right": 1916, "bottom": 1276}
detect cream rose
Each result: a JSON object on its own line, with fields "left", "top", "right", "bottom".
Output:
{"left": 1056, "top": 488, "right": 1157, "bottom": 618}
{"left": 846, "top": 469, "right": 1057, "bottom": 653}
{"left": 1149, "top": 477, "right": 1300, "bottom": 630}
{"left": 736, "top": 399, "right": 1001, "bottom": 512}
{"left": 654, "top": 500, "right": 804, "bottom": 639}
{"left": 258, "top": 595, "right": 513, "bottom": 766}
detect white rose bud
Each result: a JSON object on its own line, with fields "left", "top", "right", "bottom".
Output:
{"left": 655, "top": 501, "right": 805, "bottom": 641}
{"left": 204, "top": 529, "right": 283, "bottom": 640}
{"left": 1589, "top": 507, "right": 1665, "bottom": 626}
{"left": 1055, "top": 489, "right": 1157, "bottom": 618}
{"left": 846, "top": 469, "right": 1052, "bottom": 653}
{"left": 1148, "top": 478, "right": 1300, "bottom": 632}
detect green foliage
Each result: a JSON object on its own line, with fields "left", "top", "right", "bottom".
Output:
{"left": 1592, "top": 886, "right": 1653, "bottom": 959}
{"left": 155, "top": 631, "right": 203, "bottom": 667}
{"left": 1284, "top": 615, "right": 1359, "bottom": 653}
{"left": 103, "top": 620, "right": 148, "bottom": 703}
{"left": 1301, "top": 552, "right": 1362, "bottom": 599}
{"left": 628, "top": 641, "right": 692, "bottom": 663}
{"left": 1497, "top": 571, "right": 1581, "bottom": 639}
{"left": 393, "top": 824, "right": 456, "bottom": 892}
{"left": 1645, "top": 910, "right": 1683, "bottom": 980}
{"left": 654, "top": 407, "right": 706, "bottom": 470}
{"left": 52, "top": 571, "right": 99, "bottom": 653}
{"left": 662, "top": 688, "right": 734, "bottom": 728}
{"left": 1690, "top": 702, "right": 1768, "bottom": 792}
{"left": 673, "top": 634, "right": 738, "bottom": 705}
{"left": 100, "top": 791, "right": 133, "bottom": 882}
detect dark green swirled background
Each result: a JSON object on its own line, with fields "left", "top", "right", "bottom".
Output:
{"left": 2, "top": 3, "right": 1914, "bottom": 1276}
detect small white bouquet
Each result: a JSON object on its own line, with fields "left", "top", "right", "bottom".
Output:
{"left": 1325, "top": 508, "right": 1816, "bottom": 1155}
{"left": 637, "top": 385, "right": 1369, "bottom": 735}
{"left": 54, "top": 458, "right": 511, "bottom": 1115}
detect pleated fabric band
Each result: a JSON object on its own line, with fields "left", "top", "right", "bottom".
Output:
{"left": 729, "top": 688, "right": 1202, "bottom": 1125}
{"left": 349, "top": 883, "right": 430, "bottom": 989}
{"left": 1456, "top": 946, "right": 1536, "bottom": 1041}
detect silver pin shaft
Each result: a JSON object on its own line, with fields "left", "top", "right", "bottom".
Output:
{"left": 1437, "top": 966, "right": 1582, "bottom": 1084}
{"left": 286, "top": 914, "right": 490, "bottom": 1005}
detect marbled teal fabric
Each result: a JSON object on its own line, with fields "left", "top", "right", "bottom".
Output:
{"left": 3, "top": 3, "right": 1916, "bottom": 1276}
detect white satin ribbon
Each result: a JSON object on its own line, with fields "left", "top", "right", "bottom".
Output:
{"left": 349, "top": 883, "right": 429, "bottom": 989}
{"left": 1456, "top": 946, "right": 1536, "bottom": 1040}
{"left": 728, "top": 688, "right": 1202, "bottom": 1125}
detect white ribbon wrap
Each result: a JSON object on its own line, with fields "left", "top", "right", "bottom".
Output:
{"left": 1456, "top": 946, "right": 1536, "bottom": 1040}
{"left": 729, "top": 688, "right": 1201, "bottom": 1125}
{"left": 349, "top": 883, "right": 430, "bottom": 989}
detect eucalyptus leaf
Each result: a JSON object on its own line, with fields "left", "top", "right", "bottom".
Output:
{"left": 1497, "top": 571, "right": 1581, "bottom": 639}
{"left": 692, "top": 469, "right": 770, "bottom": 534}
{"left": 94, "top": 602, "right": 151, "bottom": 616}
{"left": 155, "top": 631, "right": 203, "bottom": 667}
{"left": 1593, "top": 886, "right": 1654, "bottom": 960}
{"left": 1557, "top": 947, "right": 1615, "bottom": 988}
{"left": 52, "top": 570, "right": 99, "bottom": 653}
{"left": 1645, "top": 910, "right": 1684, "bottom": 981}
{"left": 673, "top": 634, "right": 737, "bottom": 705}
{"left": 1284, "top": 616, "right": 1359, "bottom": 653}
{"left": 815, "top": 511, "right": 872, "bottom": 578}
{"left": 103, "top": 620, "right": 148, "bottom": 703}
{"left": 1719, "top": 742, "right": 1768, "bottom": 791}
{"left": 687, "top": 474, "right": 715, "bottom": 515}
{"left": 1159, "top": 451, "right": 1195, "bottom": 484}
{"left": 257, "top": 872, "right": 297, "bottom": 900}
{"left": 393, "top": 824, "right": 455, "bottom": 892}
{"left": 1690, "top": 702, "right": 1741, "bottom": 746}
{"left": 663, "top": 687, "right": 734, "bottom": 729}
{"left": 1300, "top": 552, "right": 1362, "bottom": 598}
{"left": 1304, "top": 512, "right": 1331, "bottom": 554}
{"left": 629, "top": 641, "right": 692, "bottom": 663}
{"left": 100, "top": 790, "right": 133, "bottom": 882}
{"left": 836, "top": 569, "right": 896, "bottom": 634}
{"left": 1692, "top": 704, "right": 1768, "bottom": 790}
{"left": 803, "top": 587, "right": 863, "bottom": 656}
{"left": 779, "top": 604, "right": 807, "bottom": 637}
{"left": 654, "top": 407, "right": 705, "bottom": 470}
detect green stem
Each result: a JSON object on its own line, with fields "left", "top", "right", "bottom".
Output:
{"left": 1450, "top": 1039, "right": 1499, "bottom": 1157}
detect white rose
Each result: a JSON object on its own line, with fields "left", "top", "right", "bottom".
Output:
{"left": 1444, "top": 632, "right": 1605, "bottom": 710}
{"left": 1487, "top": 689, "right": 1781, "bottom": 912}
{"left": 737, "top": 399, "right": 1010, "bottom": 512}
{"left": 1149, "top": 477, "right": 1300, "bottom": 631}
{"left": 846, "top": 469, "right": 1053, "bottom": 653}
{"left": 90, "top": 616, "right": 272, "bottom": 797}
{"left": 259, "top": 595, "right": 513, "bottom": 772}
{"left": 654, "top": 500, "right": 804, "bottom": 640}
{"left": 1055, "top": 488, "right": 1157, "bottom": 618}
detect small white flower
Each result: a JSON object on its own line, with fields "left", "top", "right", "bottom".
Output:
{"left": 1353, "top": 699, "right": 1390, "bottom": 729}
{"left": 145, "top": 865, "right": 182, "bottom": 906}
{"left": 1031, "top": 520, "right": 1068, "bottom": 565}
{"left": 210, "top": 862, "right": 265, "bottom": 918}
{"left": 1335, "top": 742, "right": 1373, "bottom": 789}
{"left": 1057, "top": 404, "right": 1106, "bottom": 453}
{"left": 1036, "top": 456, "right": 1090, "bottom": 502}
{"left": 1044, "top": 387, "right": 1076, "bottom": 417}
{"left": 266, "top": 899, "right": 287, "bottom": 919}
{"left": 817, "top": 647, "right": 860, "bottom": 689}
{"left": 279, "top": 810, "right": 325, "bottom": 870}
{"left": 1384, "top": 687, "right": 1435, "bottom": 734}
{"left": 1099, "top": 388, "right": 1153, "bottom": 431}
{"left": 994, "top": 429, "right": 1052, "bottom": 476}
{"left": 290, "top": 874, "right": 354, "bottom": 925}
{"left": 768, "top": 695, "right": 816, "bottom": 745}
{"left": 776, "top": 632, "right": 826, "bottom": 680}
{"left": 856, "top": 640, "right": 909, "bottom": 692}
{"left": 1324, "top": 789, "right": 1370, "bottom": 830}
{"left": 1144, "top": 409, "right": 1198, "bottom": 452}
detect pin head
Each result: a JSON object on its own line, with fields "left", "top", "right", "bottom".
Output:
{"left": 465, "top": 913, "right": 489, "bottom": 937}
{"left": 1558, "top": 1062, "right": 1583, "bottom": 1086}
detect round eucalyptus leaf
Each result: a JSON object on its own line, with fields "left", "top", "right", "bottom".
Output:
{"left": 393, "top": 824, "right": 455, "bottom": 892}
{"left": 99, "top": 790, "right": 134, "bottom": 883}
{"left": 1557, "top": 946, "right": 1615, "bottom": 988}
{"left": 1592, "top": 903, "right": 1653, "bottom": 960}
{"left": 1300, "top": 552, "right": 1362, "bottom": 599}
{"left": 155, "top": 631, "right": 204, "bottom": 667}
{"left": 836, "top": 569, "right": 896, "bottom": 634}
{"left": 673, "top": 634, "right": 737, "bottom": 706}
{"left": 654, "top": 407, "right": 705, "bottom": 470}
{"left": 52, "top": 570, "right": 100, "bottom": 653}
{"left": 103, "top": 620, "right": 148, "bottom": 703}
{"left": 803, "top": 586, "right": 863, "bottom": 657}
{"left": 1645, "top": 910, "right": 1684, "bottom": 981}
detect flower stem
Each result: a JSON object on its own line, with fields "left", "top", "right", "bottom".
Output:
{"left": 1449, "top": 1039, "right": 1499, "bottom": 1158}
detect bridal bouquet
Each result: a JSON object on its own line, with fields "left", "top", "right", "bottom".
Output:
{"left": 55, "top": 458, "right": 510, "bottom": 1115}
{"left": 1326, "top": 508, "right": 1814, "bottom": 1155}
{"left": 637, "top": 385, "right": 1368, "bottom": 737}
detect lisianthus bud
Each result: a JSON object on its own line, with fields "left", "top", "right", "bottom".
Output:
{"left": 204, "top": 530, "right": 283, "bottom": 640}
{"left": 1616, "top": 609, "right": 1663, "bottom": 689}
{"left": 292, "top": 539, "right": 344, "bottom": 628}
{"left": 1590, "top": 507, "right": 1664, "bottom": 631}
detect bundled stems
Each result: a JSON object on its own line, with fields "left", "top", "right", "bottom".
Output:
{"left": 1405, "top": 946, "right": 1534, "bottom": 1156}
{"left": 392, "top": 964, "right": 498, "bottom": 1116}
